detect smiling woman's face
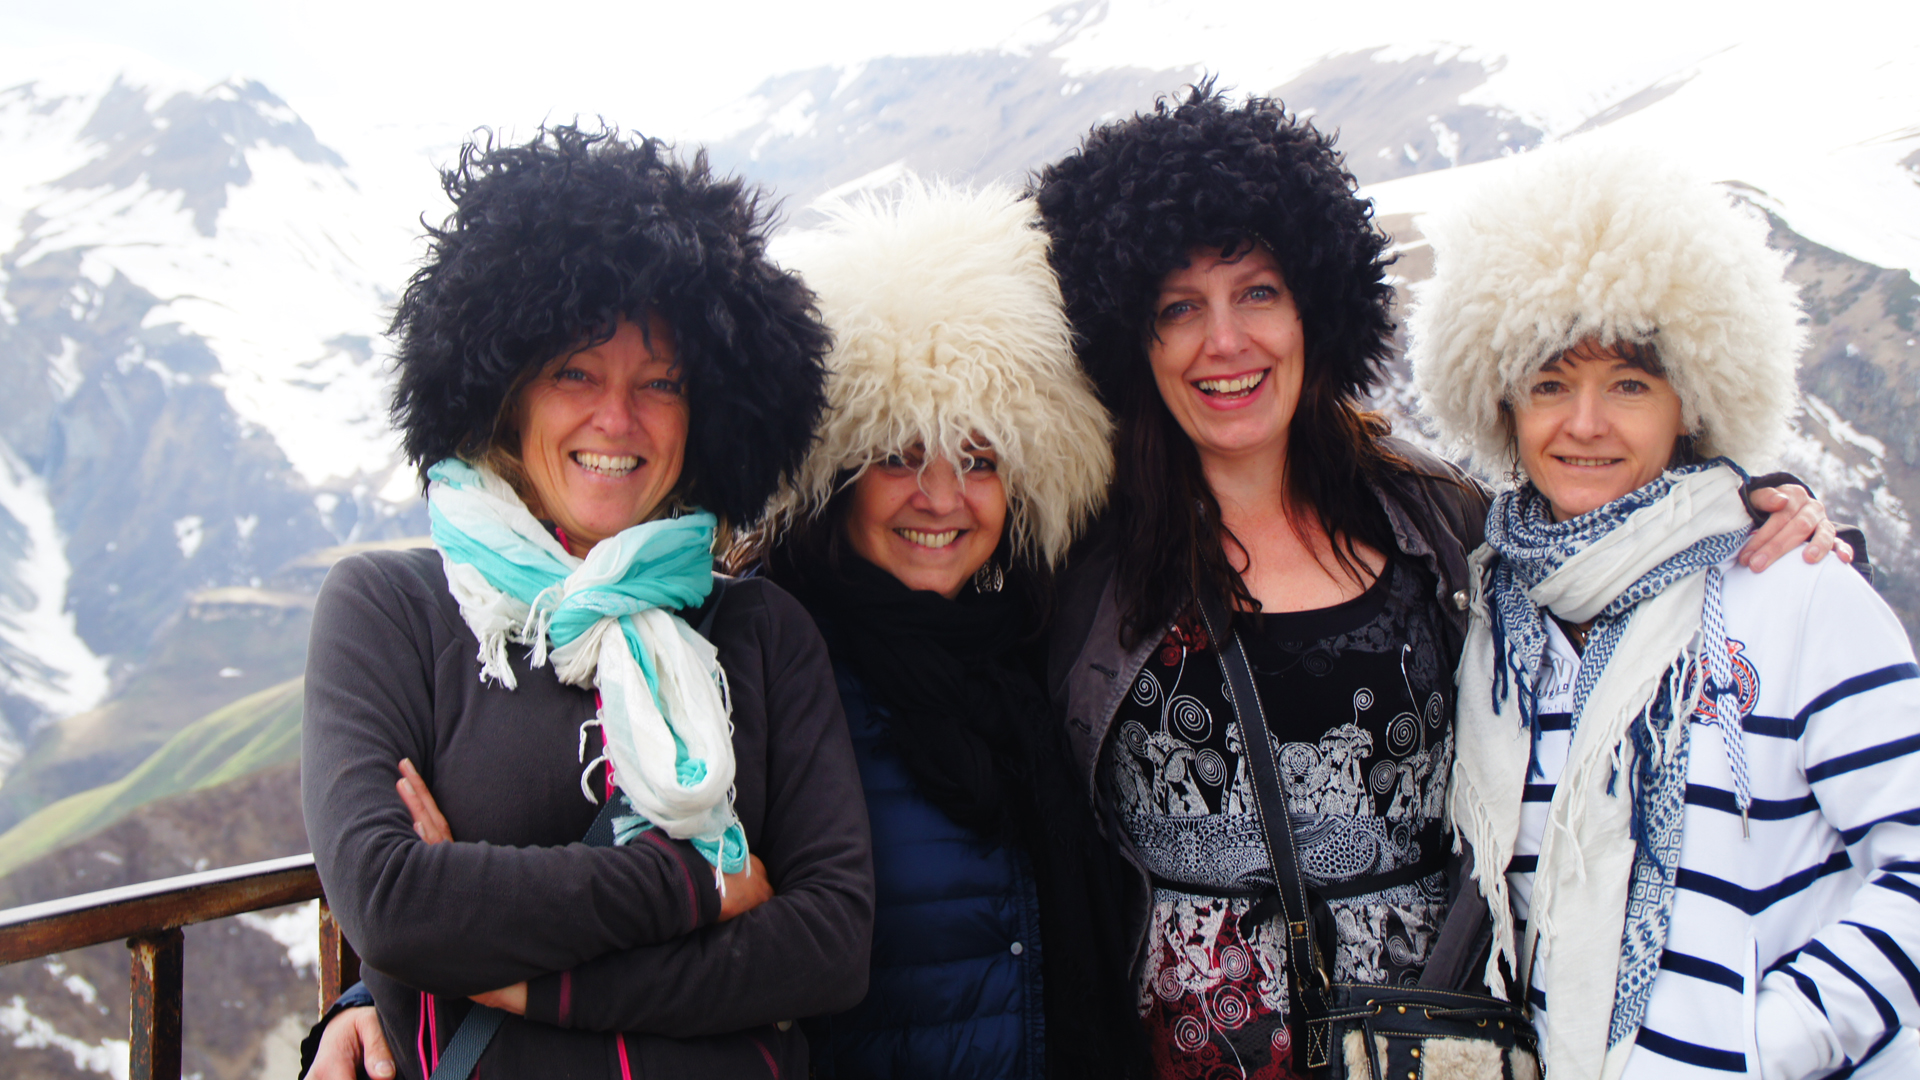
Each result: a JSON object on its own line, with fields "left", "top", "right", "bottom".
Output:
{"left": 1512, "top": 338, "right": 1687, "bottom": 521}
{"left": 842, "top": 444, "right": 1007, "bottom": 598}
{"left": 516, "top": 314, "right": 688, "bottom": 555}
{"left": 1147, "top": 242, "right": 1306, "bottom": 470}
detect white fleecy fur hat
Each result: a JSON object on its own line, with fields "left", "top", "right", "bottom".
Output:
{"left": 1406, "top": 141, "right": 1806, "bottom": 477}
{"left": 767, "top": 180, "right": 1113, "bottom": 568}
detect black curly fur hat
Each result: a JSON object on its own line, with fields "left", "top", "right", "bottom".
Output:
{"left": 1030, "top": 81, "right": 1396, "bottom": 406}
{"left": 389, "top": 124, "right": 830, "bottom": 523}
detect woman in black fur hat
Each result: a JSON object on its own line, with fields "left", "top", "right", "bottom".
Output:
{"left": 300, "top": 125, "right": 871, "bottom": 1080}
{"left": 1032, "top": 85, "right": 1835, "bottom": 1079}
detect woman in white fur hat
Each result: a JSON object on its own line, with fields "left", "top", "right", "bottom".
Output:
{"left": 743, "top": 181, "right": 1145, "bottom": 1079}
{"left": 1412, "top": 143, "right": 1920, "bottom": 1079}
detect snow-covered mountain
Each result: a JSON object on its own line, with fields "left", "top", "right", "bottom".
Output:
{"left": 0, "top": 61, "right": 424, "bottom": 793}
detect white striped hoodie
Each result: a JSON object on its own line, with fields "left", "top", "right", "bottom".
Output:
{"left": 1506, "top": 552, "right": 1920, "bottom": 1078}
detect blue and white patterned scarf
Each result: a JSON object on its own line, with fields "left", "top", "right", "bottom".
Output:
{"left": 427, "top": 458, "right": 746, "bottom": 875}
{"left": 1451, "top": 461, "right": 1757, "bottom": 1079}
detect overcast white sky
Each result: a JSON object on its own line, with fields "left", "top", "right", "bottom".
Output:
{"left": 0, "top": 0, "right": 1065, "bottom": 148}
{"left": 3, "top": 0, "right": 1915, "bottom": 274}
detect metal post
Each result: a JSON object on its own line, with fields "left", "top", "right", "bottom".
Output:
{"left": 128, "top": 928, "right": 184, "bottom": 1080}
{"left": 318, "top": 897, "right": 360, "bottom": 1014}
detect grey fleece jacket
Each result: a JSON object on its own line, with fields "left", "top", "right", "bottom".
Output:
{"left": 302, "top": 548, "right": 873, "bottom": 1079}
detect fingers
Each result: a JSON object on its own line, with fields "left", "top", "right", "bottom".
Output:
{"left": 352, "top": 1006, "right": 395, "bottom": 1079}
{"left": 1740, "top": 486, "right": 1822, "bottom": 573}
{"left": 312, "top": 1006, "right": 387, "bottom": 1080}
{"left": 719, "top": 855, "right": 776, "bottom": 921}
{"left": 396, "top": 759, "right": 453, "bottom": 844}
{"left": 469, "top": 982, "right": 528, "bottom": 1016}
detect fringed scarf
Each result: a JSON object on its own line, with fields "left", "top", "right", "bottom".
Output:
{"left": 426, "top": 458, "right": 746, "bottom": 875}
{"left": 1450, "top": 462, "right": 1755, "bottom": 1080}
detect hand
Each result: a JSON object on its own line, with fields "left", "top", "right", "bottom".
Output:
{"left": 719, "top": 854, "right": 773, "bottom": 921}
{"left": 470, "top": 982, "right": 528, "bottom": 1015}
{"left": 310, "top": 1005, "right": 393, "bottom": 1080}
{"left": 397, "top": 758, "right": 453, "bottom": 844}
{"left": 1741, "top": 486, "right": 1853, "bottom": 572}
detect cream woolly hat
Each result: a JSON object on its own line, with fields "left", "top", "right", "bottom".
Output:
{"left": 768, "top": 180, "right": 1113, "bottom": 567}
{"left": 1407, "top": 142, "right": 1806, "bottom": 476}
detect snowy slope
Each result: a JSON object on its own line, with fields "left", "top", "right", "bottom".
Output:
{"left": 0, "top": 55, "right": 426, "bottom": 761}
{"left": 1, "top": 60, "right": 417, "bottom": 485}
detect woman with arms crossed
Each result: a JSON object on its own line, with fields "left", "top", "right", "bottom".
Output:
{"left": 1415, "top": 145, "right": 1920, "bottom": 1078}
{"left": 300, "top": 125, "right": 872, "bottom": 1079}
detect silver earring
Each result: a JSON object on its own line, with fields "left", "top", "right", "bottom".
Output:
{"left": 972, "top": 560, "right": 1004, "bottom": 594}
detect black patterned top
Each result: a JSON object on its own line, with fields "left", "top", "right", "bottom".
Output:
{"left": 1101, "top": 560, "right": 1455, "bottom": 1079}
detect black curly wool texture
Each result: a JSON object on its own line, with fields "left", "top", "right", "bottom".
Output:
{"left": 388, "top": 125, "right": 830, "bottom": 522}
{"left": 1030, "top": 83, "right": 1396, "bottom": 405}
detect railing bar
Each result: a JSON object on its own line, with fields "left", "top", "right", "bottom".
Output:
{"left": 0, "top": 867, "right": 321, "bottom": 965}
{"left": 318, "top": 898, "right": 361, "bottom": 1016}
{"left": 0, "top": 853, "right": 316, "bottom": 929}
{"left": 129, "top": 928, "right": 184, "bottom": 1080}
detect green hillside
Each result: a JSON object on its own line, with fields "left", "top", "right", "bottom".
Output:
{"left": 0, "top": 677, "right": 303, "bottom": 878}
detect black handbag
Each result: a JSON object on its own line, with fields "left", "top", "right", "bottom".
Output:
{"left": 1195, "top": 593, "right": 1540, "bottom": 1080}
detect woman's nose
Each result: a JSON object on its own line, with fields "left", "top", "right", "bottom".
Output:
{"left": 1567, "top": 387, "right": 1609, "bottom": 438}
{"left": 590, "top": 388, "right": 640, "bottom": 436}
{"left": 1203, "top": 309, "right": 1249, "bottom": 356}
{"left": 913, "top": 464, "right": 965, "bottom": 514}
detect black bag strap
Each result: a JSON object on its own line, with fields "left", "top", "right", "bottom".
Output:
{"left": 428, "top": 796, "right": 623, "bottom": 1080}
{"left": 1194, "top": 593, "right": 1335, "bottom": 1070}
{"left": 430, "top": 576, "right": 733, "bottom": 1080}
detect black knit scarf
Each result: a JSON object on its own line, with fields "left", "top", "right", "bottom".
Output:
{"left": 776, "top": 548, "right": 1039, "bottom": 836}
{"left": 771, "top": 545, "right": 1149, "bottom": 1078}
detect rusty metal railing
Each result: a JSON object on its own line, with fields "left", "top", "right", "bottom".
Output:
{"left": 0, "top": 853, "right": 359, "bottom": 1080}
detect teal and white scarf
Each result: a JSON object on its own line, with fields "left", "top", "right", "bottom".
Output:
{"left": 426, "top": 458, "right": 746, "bottom": 875}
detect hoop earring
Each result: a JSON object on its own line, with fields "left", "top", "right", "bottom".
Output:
{"left": 972, "top": 559, "right": 1005, "bottom": 594}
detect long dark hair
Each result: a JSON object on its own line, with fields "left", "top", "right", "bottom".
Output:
{"left": 1034, "top": 84, "right": 1409, "bottom": 643}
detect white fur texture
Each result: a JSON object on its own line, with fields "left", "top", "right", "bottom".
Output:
{"left": 770, "top": 181, "right": 1112, "bottom": 566}
{"left": 1407, "top": 143, "right": 1806, "bottom": 475}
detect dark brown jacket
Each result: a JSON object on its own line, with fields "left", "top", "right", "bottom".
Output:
{"left": 302, "top": 549, "right": 873, "bottom": 1079}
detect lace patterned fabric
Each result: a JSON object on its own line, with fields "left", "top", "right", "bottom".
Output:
{"left": 1105, "top": 562, "right": 1454, "bottom": 1078}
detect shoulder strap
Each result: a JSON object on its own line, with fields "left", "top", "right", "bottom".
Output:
{"left": 1194, "top": 592, "right": 1334, "bottom": 1070}
{"left": 428, "top": 751, "right": 631, "bottom": 1079}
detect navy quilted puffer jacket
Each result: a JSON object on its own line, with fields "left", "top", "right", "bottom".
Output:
{"left": 805, "top": 659, "right": 1046, "bottom": 1080}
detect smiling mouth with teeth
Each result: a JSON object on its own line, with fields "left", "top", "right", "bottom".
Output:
{"left": 895, "top": 528, "right": 961, "bottom": 549}
{"left": 572, "top": 451, "right": 641, "bottom": 477}
{"left": 1555, "top": 456, "right": 1623, "bottom": 467}
{"left": 1194, "top": 370, "right": 1268, "bottom": 397}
